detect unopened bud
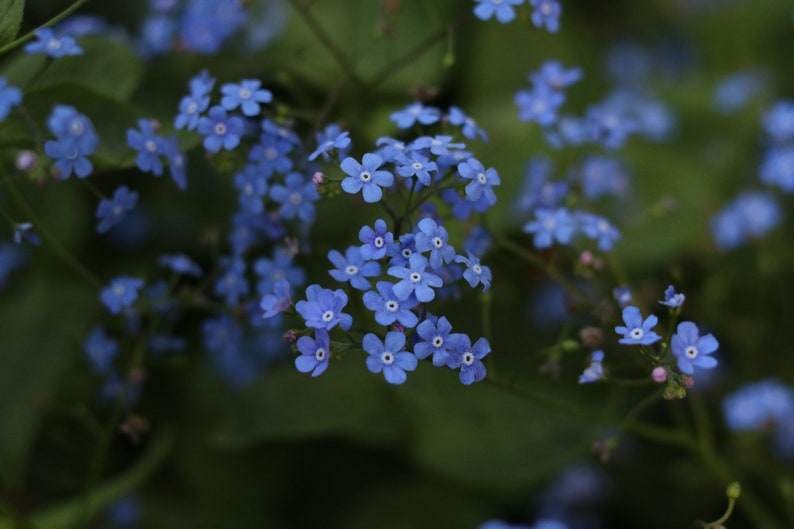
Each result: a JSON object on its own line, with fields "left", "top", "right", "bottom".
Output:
{"left": 684, "top": 375, "right": 695, "bottom": 389}
{"left": 283, "top": 329, "right": 297, "bottom": 343}
{"left": 312, "top": 171, "right": 325, "bottom": 185}
{"left": 652, "top": 366, "right": 667, "bottom": 383}
{"left": 579, "top": 251, "right": 594, "bottom": 266}
{"left": 726, "top": 481, "right": 741, "bottom": 500}
{"left": 15, "top": 150, "right": 36, "bottom": 171}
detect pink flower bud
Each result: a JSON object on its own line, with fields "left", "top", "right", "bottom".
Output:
{"left": 312, "top": 172, "right": 325, "bottom": 185}
{"left": 652, "top": 366, "right": 667, "bottom": 383}
{"left": 283, "top": 329, "right": 297, "bottom": 343}
{"left": 15, "top": 150, "right": 36, "bottom": 171}
{"left": 684, "top": 375, "right": 695, "bottom": 388}
{"left": 579, "top": 251, "right": 594, "bottom": 266}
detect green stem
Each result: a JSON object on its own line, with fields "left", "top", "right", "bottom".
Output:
{"left": 2, "top": 173, "right": 101, "bottom": 288}
{"left": 0, "top": 0, "right": 95, "bottom": 56}
{"left": 285, "top": 0, "right": 365, "bottom": 88}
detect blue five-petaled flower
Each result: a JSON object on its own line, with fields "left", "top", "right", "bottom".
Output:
{"left": 340, "top": 153, "right": 394, "bottom": 203}
{"left": 363, "top": 331, "right": 418, "bottom": 385}
{"left": 615, "top": 306, "right": 661, "bottom": 346}
{"left": 671, "top": 321, "right": 719, "bottom": 375}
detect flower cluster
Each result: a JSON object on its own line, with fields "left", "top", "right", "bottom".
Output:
{"left": 722, "top": 379, "right": 794, "bottom": 458}
{"left": 44, "top": 105, "right": 98, "bottom": 179}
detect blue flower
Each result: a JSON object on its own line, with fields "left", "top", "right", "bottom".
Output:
{"left": 254, "top": 249, "right": 305, "bottom": 296}
{"left": 722, "top": 379, "right": 794, "bottom": 432}
{"left": 309, "top": 125, "right": 351, "bottom": 161}
{"left": 362, "top": 281, "right": 419, "bottom": 328}
{"left": 96, "top": 186, "right": 139, "bottom": 234}
{"left": 447, "top": 335, "right": 490, "bottom": 385}
{"left": 530, "top": 60, "right": 582, "bottom": 90}
{"left": 220, "top": 79, "right": 272, "bottom": 116}
{"left": 529, "top": 0, "right": 562, "bottom": 33}
{"left": 578, "top": 350, "right": 605, "bottom": 383}
{"left": 340, "top": 153, "right": 394, "bottom": 203}
{"left": 101, "top": 277, "right": 144, "bottom": 314}
{"left": 455, "top": 251, "right": 492, "bottom": 292}
{"left": 13, "top": 223, "right": 41, "bottom": 246}
{"left": 295, "top": 329, "right": 331, "bottom": 377}
{"left": 83, "top": 327, "right": 118, "bottom": 374}
{"left": 24, "top": 28, "right": 83, "bottom": 57}
{"left": 174, "top": 70, "right": 214, "bottom": 131}
{"left": 671, "top": 321, "right": 719, "bottom": 375}
{"left": 295, "top": 284, "right": 352, "bottom": 331}
{"left": 395, "top": 150, "right": 437, "bottom": 186}
{"left": 447, "top": 106, "right": 488, "bottom": 141}
{"left": 763, "top": 100, "right": 794, "bottom": 143}
{"left": 576, "top": 156, "right": 629, "bottom": 199}
{"left": 328, "top": 246, "right": 381, "bottom": 290}
{"left": 214, "top": 257, "right": 249, "bottom": 306}
{"left": 0, "top": 244, "right": 26, "bottom": 290}
{"left": 260, "top": 278, "right": 293, "bottom": 319}
{"left": 0, "top": 78, "right": 22, "bottom": 121}
{"left": 577, "top": 212, "right": 620, "bottom": 252}
{"left": 414, "top": 316, "right": 459, "bottom": 366}
{"left": 389, "top": 102, "right": 441, "bottom": 129}
{"left": 711, "top": 192, "right": 781, "bottom": 250}
{"left": 249, "top": 133, "right": 294, "bottom": 177}
{"left": 759, "top": 147, "right": 794, "bottom": 192}
{"left": 162, "top": 135, "right": 188, "bottom": 190}
{"left": 197, "top": 106, "right": 245, "bottom": 152}
{"left": 413, "top": 218, "right": 456, "bottom": 269}
{"left": 515, "top": 87, "right": 565, "bottom": 126}
{"left": 714, "top": 70, "right": 765, "bottom": 114}
{"left": 615, "top": 306, "right": 661, "bottom": 346}
{"left": 387, "top": 254, "right": 443, "bottom": 302}
{"left": 158, "top": 254, "right": 203, "bottom": 277}
{"left": 127, "top": 119, "right": 166, "bottom": 176}
{"left": 359, "top": 219, "right": 394, "bottom": 260}
{"left": 613, "top": 285, "right": 632, "bottom": 307}
{"left": 523, "top": 207, "right": 576, "bottom": 249}
{"left": 410, "top": 134, "right": 464, "bottom": 156}
{"left": 585, "top": 103, "right": 636, "bottom": 150}
{"left": 234, "top": 164, "right": 268, "bottom": 214}
{"left": 659, "top": 285, "right": 685, "bottom": 308}
{"left": 472, "top": 0, "right": 524, "bottom": 23}
{"left": 363, "top": 331, "right": 417, "bottom": 384}
{"left": 269, "top": 172, "right": 319, "bottom": 222}
{"left": 457, "top": 157, "right": 500, "bottom": 206}
{"left": 44, "top": 105, "right": 98, "bottom": 179}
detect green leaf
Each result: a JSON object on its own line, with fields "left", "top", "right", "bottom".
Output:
{"left": 213, "top": 360, "right": 404, "bottom": 449}
{"left": 1, "top": 36, "right": 143, "bottom": 103}
{"left": 0, "top": 0, "right": 24, "bottom": 48}
{"left": 395, "top": 369, "right": 594, "bottom": 492}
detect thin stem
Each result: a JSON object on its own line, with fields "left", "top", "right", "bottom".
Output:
{"left": 285, "top": 0, "right": 365, "bottom": 88}
{"left": 2, "top": 173, "right": 101, "bottom": 288}
{"left": 0, "top": 0, "right": 95, "bottom": 56}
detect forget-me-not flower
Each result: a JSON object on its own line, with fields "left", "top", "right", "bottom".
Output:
{"left": 615, "top": 306, "right": 661, "bottom": 346}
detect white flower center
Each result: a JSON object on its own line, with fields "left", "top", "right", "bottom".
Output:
{"left": 187, "top": 102, "right": 198, "bottom": 114}
{"left": 412, "top": 162, "right": 423, "bottom": 170}
{"left": 401, "top": 248, "right": 412, "bottom": 258}
{"left": 630, "top": 328, "right": 644, "bottom": 340}
{"left": 462, "top": 351, "right": 475, "bottom": 365}
{"left": 685, "top": 345, "right": 699, "bottom": 359}
{"left": 432, "top": 336, "right": 444, "bottom": 348}
{"left": 472, "top": 264, "right": 482, "bottom": 275}
{"left": 69, "top": 120, "right": 84, "bottom": 136}
{"left": 381, "top": 351, "right": 394, "bottom": 365}
{"left": 113, "top": 284, "right": 126, "bottom": 296}
{"left": 432, "top": 237, "right": 444, "bottom": 248}
{"left": 214, "top": 123, "right": 227, "bottom": 135}
{"left": 344, "top": 265, "right": 358, "bottom": 276}
{"left": 265, "top": 147, "right": 277, "bottom": 160}
{"left": 239, "top": 88, "right": 252, "bottom": 99}
{"left": 315, "top": 348, "right": 326, "bottom": 361}
{"left": 385, "top": 300, "right": 399, "bottom": 312}
{"left": 477, "top": 173, "right": 487, "bottom": 184}
{"left": 145, "top": 139, "right": 158, "bottom": 152}
{"left": 409, "top": 272, "right": 422, "bottom": 283}
{"left": 321, "top": 310, "right": 334, "bottom": 322}
{"left": 543, "top": 218, "right": 556, "bottom": 230}
{"left": 289, "top": 193, "right": 302, "bottom": 205}
{"left": 360, "top": 171, "right": 372, "bottom": 183}
{"left": 374, "top": 236, "right": 384, "bottom": 248}
{"left": 541, "top": 2, "right": 553, "bottom": 15}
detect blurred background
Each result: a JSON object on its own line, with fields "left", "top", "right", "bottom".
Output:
{"left": 1, "top": 0, "right": 794, "bottom": 528}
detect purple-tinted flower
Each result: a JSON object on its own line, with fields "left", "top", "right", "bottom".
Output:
{"left": 615, "top": 306, "right": 661, "bottom": 346}
{"left": 340, "top": 153, "right": 394, "bottom": 203}
{"left": 473, "top": 0, "right": 524, "bottom": 23}
{"left": 447, "top": 334, "right": 490, "bottom": 385}
{"left": 523, "top": 207, "right": 576, "bottom": 249}
{"left": 671, "top": 321, "right": 719, "bottom": 375}
{"left": 390, "top": 102, "right": 441, "bottom": 129}
{"left": 362, "top": 281, "right": 419, "bottom": 328}
{"left": 363, "top": 331, "right": 417, "bottom": 384}
{"left": 220, "top": 79, "right": 272, "bottom": 116}
{"left": 197, "top": 106, "right": 245, "bottom": 152}
{"left": 101, "top": 277, "right": 144, "bottom": 314}
{"left": 295, "top": 329, "right": 331, "bottom": 377}
{"left": 659, "top": 285, "right": 685, "bottom": 308}
{"left": 214, "top": 257, "right": 249, "bottom": 306}
{"left": 577, "top": 212, "right": 620, "bottom": 252}
{"left": 387, "top": 254, "right": 443, "bottom": 303}
{"left": 530, "top": 60, "right": 582, "bottom": 90}
{"left": 24, "top": 28, "right": 83, "bottom": 57}
{"left": 96, "top": 186, "right": 139, "bottom": 234}
{"left": 396, "top": 151, "right": 438, "bottom": 186}
{"left": 83, "top": 327, "right": 118, "bottom": 374}
{"left": 295, "top": 284, "right": 352, "bottom": 331}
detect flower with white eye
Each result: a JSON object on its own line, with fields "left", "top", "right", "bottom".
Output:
{"left": 295, "top": 329, "right": 331, "bottom": 377}
{"left": 671, "top": 321, "right": 719, "bottom": 375}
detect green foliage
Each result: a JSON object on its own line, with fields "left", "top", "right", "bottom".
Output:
{"left": 0, "top": 0, "right": 25, "bottom": 48}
